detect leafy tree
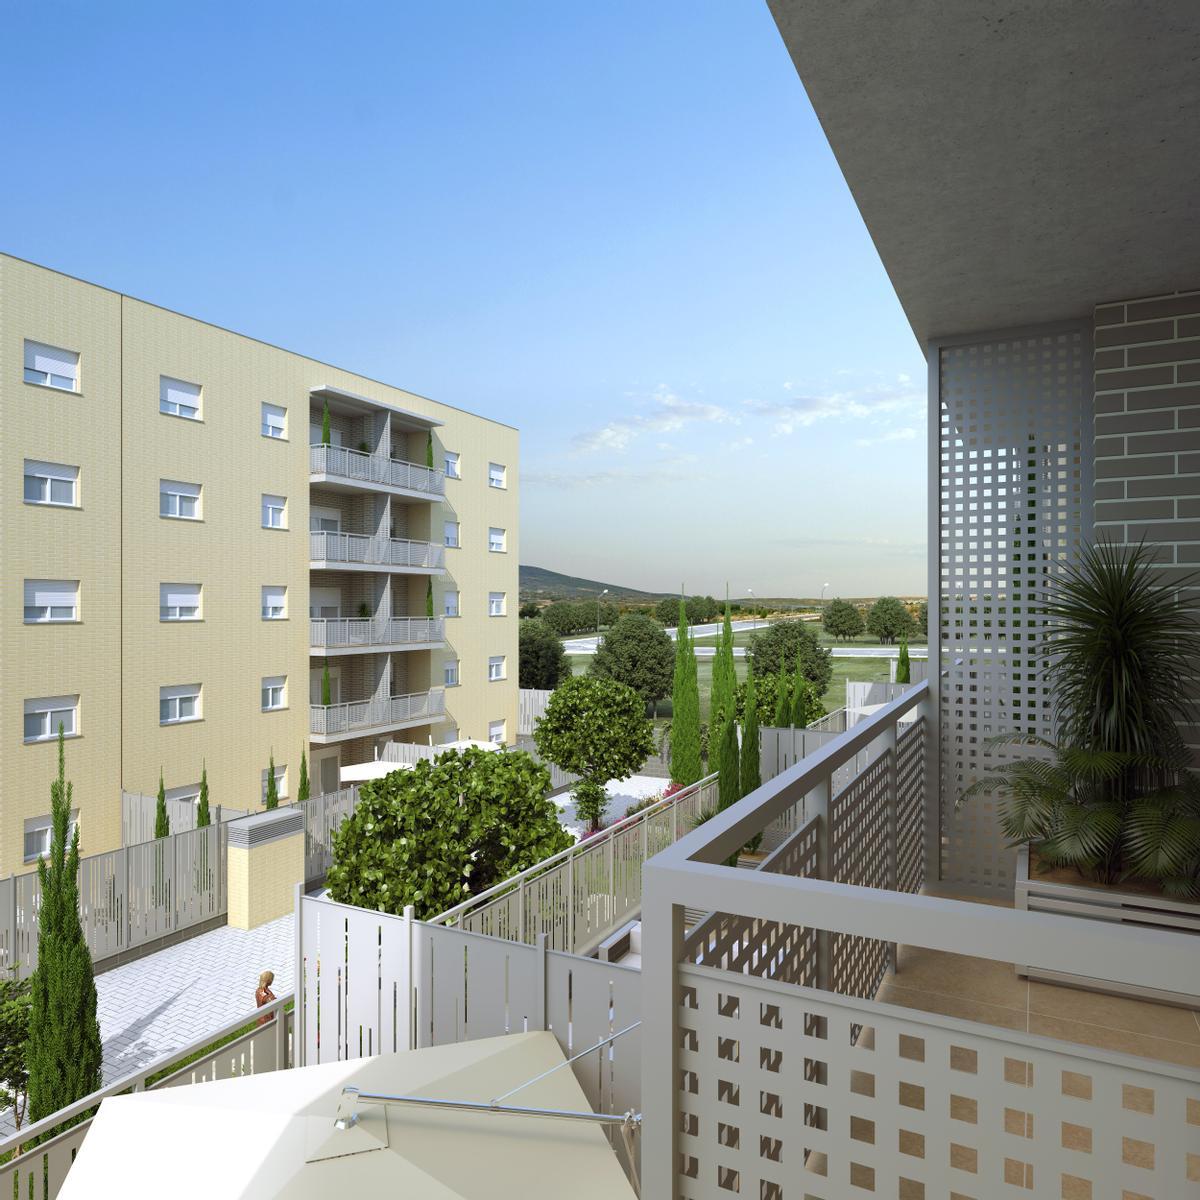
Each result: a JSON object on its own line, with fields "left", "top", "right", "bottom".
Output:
{"left": 519, "top": 618, "right": 569, "bottom": 690}
{"left": 0, "top": 974, "right": 30, "bottom": 1133}
{"left": 716, "top": 710, "right": 740, "bottom": 811}
{"left": 321, "top": 399, "right": 331, "bottom": 446}
{"left": 895, "top": 640, "right": 911, "bottom": 684}
{"left": 321, "top": 662, "right": 332, "bottom": 707}
{"left": 534, "top": 676, "right": 654, "bottom": 832}
{"left": 655, "top": 596, "right": 680, "bottom": 626}
{"left": 823, "top": 597, "right": 864, "bottom": 641}
{"left": 917, "top": 599, "right": 929, "bottom": 634}
{"left": 297, "top": 750, "right": 310, "bottom": 804}
{"left": 747, "top": 621, "right": 833, "bottom": 695}
{"left": 540, "top": 601, "right": 594, "bottom": 637}
{"left": 265, "top": 754, "right": 279, "bottom": 810}
{"left": 670, "top": 599, "right": 702, "bottom": 786}
{"left": 196, "top": 763, "right": 211, "bottom": 828}
{"left": 519, "top": 601, "right": 540, "bottom": 620}
{"left": 589, "top": 613, "right": 674, "bottom": 709}
{"left": 154, "top": 772, "right": 169, "bottom": 839}
{"left": 328, "top": 747, "right": 571, "bottom": 917}
{"left": 686, "top": 595, "right": 719, "bottom": 624}
{"left": 740, "top": 669, "right": 761, "bottom": 800}
{"left": 866, "top": 596, "right": 917, "bottom": 645}
{"left": 27, "top": 731, "right": 102, "bottom": 1125}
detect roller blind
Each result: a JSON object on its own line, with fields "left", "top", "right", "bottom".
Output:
{"left": 24, "top": 341, "right": 78, "bottom": 380}
{"left": 24, "top": 460, "right": 77, "bottom": 481}
{"left": 24, "top": 580, "right": 78, "bottom": 608}
{"left": 161, "top": 377, "right": 201, "bottom": 408}
{"left": 160, "top": 583, "right": 201, "bottom": 609}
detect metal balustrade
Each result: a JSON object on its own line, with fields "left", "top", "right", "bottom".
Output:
{"left": 310, "top": 442, "right": 445, "bottom": 496}
{"left": 310, "top": 687, "right": 446, "bottom": 736}
{"left": 309, "top": 529, "right": 445, "bottom": 570}
{"left": 309, "top": 615, "right": 445, "bottom": 649}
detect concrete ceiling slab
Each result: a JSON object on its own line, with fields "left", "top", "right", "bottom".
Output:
{"left": 768, "top": 1, "right": 1200, "bottom": 343}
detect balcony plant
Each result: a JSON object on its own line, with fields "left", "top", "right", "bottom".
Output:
{"left": 965, "top": 542, "right": 1200, "bottom": 896}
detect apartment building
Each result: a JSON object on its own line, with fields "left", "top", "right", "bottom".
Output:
{"left": 0, "top": 253, "right": 518, "bottom": 875}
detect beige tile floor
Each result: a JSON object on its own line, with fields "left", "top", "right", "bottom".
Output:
{"left": 877, "top": 901, "right": 1200, "bottom": 1070}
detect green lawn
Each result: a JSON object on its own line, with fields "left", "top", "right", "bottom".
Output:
{"left": 691, "top": 623, "right": 926, "bottom": 651}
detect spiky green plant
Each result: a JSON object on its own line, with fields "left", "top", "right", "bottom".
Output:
{"left": 773, "top": 671, "right": 791, "bottom": 727}
{"left": 297, "top": 749, "right": 310, "bottom": 804}
{"left": 265, "top": 754, "right": 279, "bottom": 810}
{"left": 154, "top": 771, "right": 169, "bottom": 839}
{"left": 895, "top": 639, "right": 911, "bottom": 685}
{"left": 740, "top": 667, "right": 761, "bottom": 799}
{"left": 196, "top": 763, "right": 211, "bottom": 828}
{"left": 321, "top": 400, "right": 331, "bottom": 446}
{"left": 716, "top": 709, "right": 740, "bottom": 811}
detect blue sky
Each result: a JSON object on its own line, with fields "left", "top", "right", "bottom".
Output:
{"left": 3, "top": 2, "right": 926, "bottom": 598}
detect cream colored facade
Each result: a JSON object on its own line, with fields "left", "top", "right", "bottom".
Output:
{"left": 0, "top": 254, "right": 518, "bottom": 875}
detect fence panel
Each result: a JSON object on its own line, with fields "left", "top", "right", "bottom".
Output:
{"left": 78, "top": 847, "right": 125, "bottom": 963}
{"left": 518, "top": 688, "right": 553, "bottom": 735}
{"left": 122, "top": 791, "right": 250, "bottom": 846}
{"left": 299, "top": 786, "right": 360, "bottom": 884}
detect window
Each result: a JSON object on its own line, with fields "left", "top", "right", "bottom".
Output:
{"left": 444, "top": 451, "right": 460, "bottom": 479}
{"left": 310, "top": 423, "right": 343, "bottom": 448}
{"left": 444, "top": 589, "right": 460, "bottom": 617}
{"left": 488, "top": 720, "right": 506, "bottom": 745}
{"left": 160, "top": 583, "right": 201, "bottom": 622}
{"left": 24, "top": 580, "right": 79, "bottom": 623}
{"left": 488, "top": 527, "right": 506, "bottom": 553}
{"left": 310, "top": 505, "right": 340, "bottom": 534}
{"left": 24, "top": 811, "right": 77, "bottom": 863}
{"left": 159, "top": 376, "right": 202, "bottom": 420}
{"left": 261, "top": 403, "right": 287, "bottom": 439}
{"left": 24, "top": 695, "right": 78, "bottom": 742}
{"left": 24, "top": 460, "right": 78, "bottom": 507}
{"left": 443, "top": 659, "right": 460, "bottom": 687}
{"left": 488, "top": 591, "right": 506, "bottom": 617}
{"left": 160, "top": 479, "right": 201, "bottom": 520}
{"left": 444, "top": 520, "right": 460, "bottom": 548}
{"left": 262, "top": 585, "right": 287, "bottom": 620}
{"left": 438, "top": 726, "right": 460, "bottom": 745}
{"left": 165, "top": 783, "right": 200, "bottom": 805}
{"left": 262, "top": 764, "right": 288, "bottom": 802}
{"left": 488, "top": 655, "right": 506, "bottom": 681}
{"left": 24, "top": 341, "right": 79, "bottom": 391}
{"left": 262, "top": 494, "right": 287, "bottom": 529}
{"left": 159, "top": 684, "right": 201, "bottom": 725}
{"left": 488, "top": 462, "right": 507, "bottom": 489}
{"left": 261, "top": 675, "right": 287, "bottom": 711}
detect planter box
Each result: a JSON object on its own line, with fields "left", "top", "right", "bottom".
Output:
{"left": 1015, "top": 845, "right": 1200, "bottom": 1007}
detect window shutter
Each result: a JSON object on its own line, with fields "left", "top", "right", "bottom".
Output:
{"left": 160, "top": 583, "right": 200, "bottom": 609}
{"left": 24, "top": 341, "right": 78, "bottom": 380}
{"left": 161, "top": 377, "right": 201, "bottom": 409}
{"left": 24, "top": 580, "right": 77, "bottom": 608}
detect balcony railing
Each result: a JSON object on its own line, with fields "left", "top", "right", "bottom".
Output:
{"left": 310, "top": 443, "right": 445, "bottom": 496}
{"left": 309, "top": 530, "right": 445, "bottom": 570}
{"left": 309, "top": 615, "right": 445, "bottom": 649}
{"left": 310, "top": 687, "right": 446, "bottom": 736}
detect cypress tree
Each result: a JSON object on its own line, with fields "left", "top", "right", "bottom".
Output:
{"left": 321, "top": 399, "right": 331, "bottom": 446}
{"left": 710, "top": 602, "right": 736, "bottom": 741}
{"left": 425, "top": 577, "right": 434, "bottom": 619}
{"left": 773, "top": 672, "right": 791, "bottom": 728}
{"left": 669, "top": 596, "right": 702, "bottom": 786}
{"left": 426, "top": 430, "right": 434, "bottom": 469}
{"left": 298, "top": 749, "right": 310, "bottom": 803}
{"left": 716, "top": 708, "right": 741, "bottom": 811}
{"left": 790, "top": 651, "right": 808, "bottom": 728}
{"left": 740, "top": 667, "right": 761, "bottom": 799}
{"left": 896, "top": 639, "right": 911, "bottom": 684}
{"left": 27, "top": 730, "right": 102, "bottom": 1124}
{"left": 321, "top": 662, "right": 332, "bottom": 707}
{"left": 265, "top": 754, "right": 279, "bottom": 810}
{"left": 196, "top": 763, "right": 210, "bottom": 828}
{"left": 154, "top": 771, "right": 170, "bottom": 839}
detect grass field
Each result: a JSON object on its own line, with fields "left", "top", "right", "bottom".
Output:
{"left": 691, "top": 624, "right": 926, "bottom": 651}
{"left": 567, "top": 650, "right": 891, "bottom": 717}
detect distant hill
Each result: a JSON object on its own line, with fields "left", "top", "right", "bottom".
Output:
{"left": 519, "top": 565, "right": 673, "bottom": 604}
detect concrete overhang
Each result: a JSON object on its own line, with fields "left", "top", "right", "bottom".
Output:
{"left": 767, "top": 1, "right": 1200, "bottom": 342}
{"left": 309, "top": 384, "right": 444, "bottom": 430}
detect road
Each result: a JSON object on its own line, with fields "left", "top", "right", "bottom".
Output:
{"left": 563, "top": 625, "right": 925, "bottom": 659}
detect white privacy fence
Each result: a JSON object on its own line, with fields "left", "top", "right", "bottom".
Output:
{"left": 430, "top": 774, "right": 718, "bottom": 958}
{"left": 518, "top": 687, "right": 553, "bottom": 735}
{"left": 0, "top": 821, "right": 228, "bottom": 979}
{"left": 121, "top": 790, "right": 249, "bottom": 846}
{"left": 310, "top": 442, "right": 445, "bottom": 495}
{"left": 296, "top": 894, "right": 642, "bottom": 1179}
{"left": 639, "top": 681, "right": 1200, "bottom": 1199}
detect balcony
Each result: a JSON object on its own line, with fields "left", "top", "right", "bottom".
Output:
{"left": 309, "top": 530, "right": 444, "bottom": 574}
{"left": 309, "top": 443, "right": 445, "bottom": 500}
{"left": 309, "top": 615, "right": 445, "bottom": 655}
{"left": 309, "top": 687, "right": 446, "bottom": 742}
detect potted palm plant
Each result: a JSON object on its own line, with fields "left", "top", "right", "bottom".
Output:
{"left": 963, "top": 542, "right": 1200, "bottom": 995}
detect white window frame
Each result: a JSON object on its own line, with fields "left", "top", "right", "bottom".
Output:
{"left": 444, "top": 589, "right": 460, "bottom": 618}
{"left": 261, "top": 402, "right": 287, "bottom": 439}
{"left": 262, "top": 494, "right": 287, "bottom": 529}
{"left": 159, "top": 684, "right": 201, "bottom": 726}
{"left": 159, "top": 582, "right": 201, "bottom": 622}
{"left": 309, "top": 505, "right": 340, "bottom": 534}
{"left": 262, "top": 585, "right": 287, "bottom": 620}
{"left": 444, "top": 451, "right": 461, "bottom": 479}
{"left": 488, "top": 655, "right": 506, "bottom": 682}
{"left": 488, "top": 720, "right": 506, "bottom": 746}
{"left": 23, "top": 811, "right": 78, "bottom": 863}
{"left": 488, "top": 591, "right": 506, "bottom": 617}
{"left": 443, "top": 660, "right": 460, "bottom": 687}
{"left": 24, "top": 460, "right": 78, "bottom": 507}
{"left": 159, "top": 376, "right": 202, "bottom": 420}
{"left": 24, "top": 579, "right": 79, "bottom": 624}
{"left": 262, "top": 764, "right": 288, "bottom": 802}
{"left": 488, "top": 527, "right": 506, "bottom": 553}
{"left": 24, "top": 341, "right": 79, "bottom": 392}
{"left": 23, "top": 696, "right": 79, "bottom": 743}
{"left": 444, "top": 520, "right": 460, "bottom": 548}
{"left": 261, "top": 675, "right": 287, "bottom": 712}
{"left": 488, "top": 462, "right": 507, "bottom": 489}
{"left": 160, "top": 479, "right": 201, "bottom": 520}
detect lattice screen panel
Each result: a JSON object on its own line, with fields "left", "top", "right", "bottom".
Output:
{"left": 896, "top": 719, "right": 926, "bottom": 895}
{"left": 937, "top": 327, "right": 1092, "bottom": 893}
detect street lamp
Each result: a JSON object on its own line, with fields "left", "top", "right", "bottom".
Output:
{"left": 747, "top": 588, "right": 756, "bottom": 635}
{"left": 596, "top": 588, "right": 609, "bottom": 638}
{"left": 820, "top": 582, "right": 829, "bottom": 607}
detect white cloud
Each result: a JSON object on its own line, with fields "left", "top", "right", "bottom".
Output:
{"left": 572, "top": 385, "right": 736, "bottom": 455}
{"left": 744, "top": 381, "right": 924, "bottom": 436}
{"left": 854, "top": 426, "right": 918, "bottom": 448}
